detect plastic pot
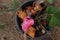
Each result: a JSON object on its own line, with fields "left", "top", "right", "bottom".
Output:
{"left": 16, "top": 0, "right": 49, "bottom": 40}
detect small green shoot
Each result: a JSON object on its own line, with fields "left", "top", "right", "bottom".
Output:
{"left": 11, "top": 0, "right": 19, "bottom": 11}
{"left": 0, "top": 24, "right": 4, "bottom": 29}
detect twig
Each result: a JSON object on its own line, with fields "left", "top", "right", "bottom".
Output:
{"left": 24, "top": 33, "right": 27, "bottom": 40}
{"left": 40, "top": 24, "right": 55, "bottom": 40}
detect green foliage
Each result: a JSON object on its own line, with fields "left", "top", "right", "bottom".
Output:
{"left": 0, "top": 24, "right": 4, "bottom": 29}
{"left": 12, "top": 0, "right": 19, "bottom": 10}
{"left": 46, "top": 6, "right": 60, "bottom": 14}
{"left": 46, "top": 0, "right": 54, "bottom": 4}
{"left": 49, "top": 16, "right": 60, "bottom": 27}
{"left": 54, "top": 11, "right": 60, "bottom": 20}
{"left": 46, "top": 6, "right": 60, "bottom": 27}
{"left": 46, "top": 16, "right": 51, "bottom": 23}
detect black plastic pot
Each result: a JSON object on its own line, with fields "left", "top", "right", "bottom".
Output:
{"left": 16, "top": 0, "right": 50, "bottom": 40}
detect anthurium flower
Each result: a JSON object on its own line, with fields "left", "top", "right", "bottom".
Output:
{"left": 21, "top": 16, "right": 34, "bottom": 32}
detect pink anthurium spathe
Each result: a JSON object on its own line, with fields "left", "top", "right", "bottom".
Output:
{"left": 21, "top": 16, "right": 34, "bottom": 32}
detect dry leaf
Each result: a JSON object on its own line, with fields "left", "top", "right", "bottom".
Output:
{"left": 26, "top": 26, "right": 36, "bottom": 38}
{"left": 18, "top": 10, "right": 27, "bottom": 20}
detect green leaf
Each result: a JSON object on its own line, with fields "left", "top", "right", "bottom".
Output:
{"left": 46, "top": 16, "right": 52, "bottom": 23}
{"left": 46, "top": 6, "right": 60, "bottom": 14}
{"left": 46, "top": 0, "right": 54, "bottom": 4}
{"left": 46, "top": 6, "right": 60, "bottom": 27}
{"left": 46, "top": 6, "right": 59, "bottom": 24}
{"left": 54, "top": 11, "right": 60, "bottom": 20}
{"left": 49, "top": 16, "right": 60, "bottom": 27}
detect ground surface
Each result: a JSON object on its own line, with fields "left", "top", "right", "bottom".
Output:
{"left": 0, "top": 0, "right": 60, "bottom": 40}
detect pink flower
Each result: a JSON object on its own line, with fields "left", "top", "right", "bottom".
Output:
{"left": 21, "top": 16, "right": 34, "bottom": 32}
